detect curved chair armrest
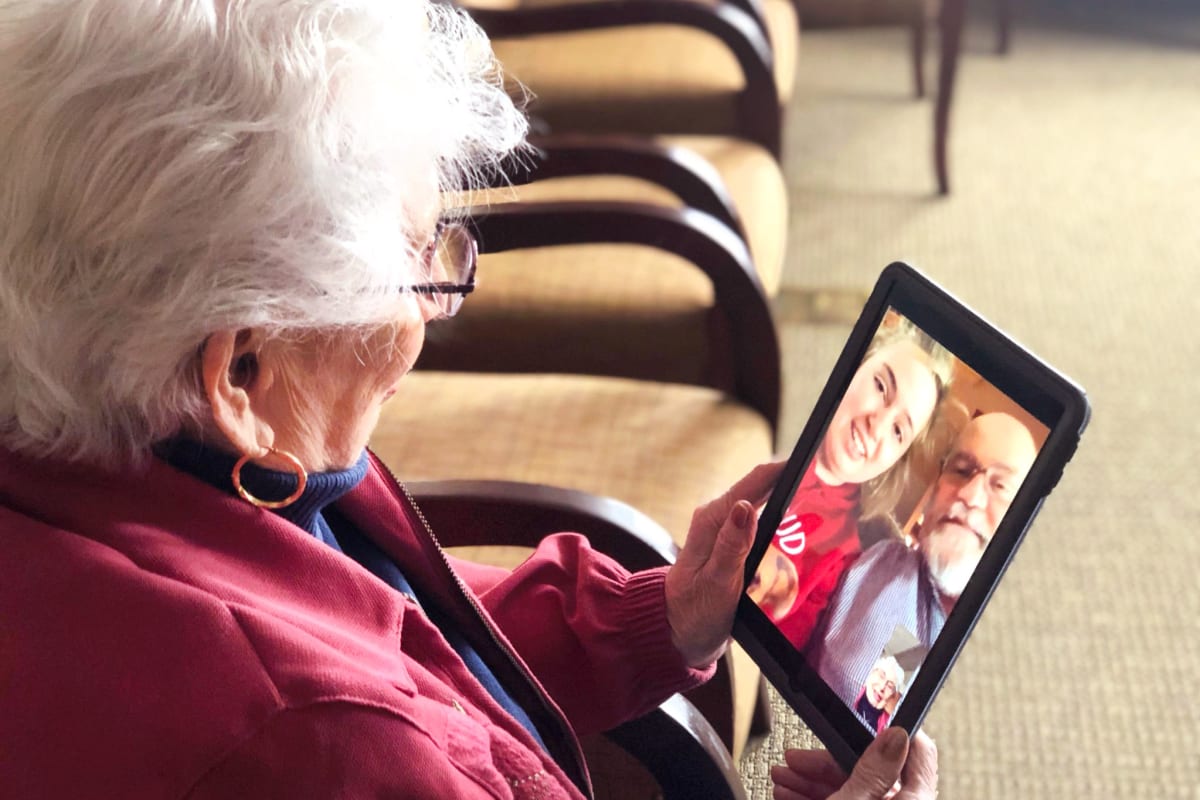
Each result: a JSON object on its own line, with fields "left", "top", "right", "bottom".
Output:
{"left": 471, "top": 0, "right": 781, "bottom": 156}
{"left": 605, "top": 693, "right": 748, "bottom": 800}
{"left": 464, "top": 199, "right": 781, "bottom": 435}
{"left": 488, "top": 133, "right": 745, "bottom": 238}
{"left": 407, "top": 478, "right": 747, "bottom": 752}
{"left": 469, "top": 0, "right": 772, "bottom": 42}
{"left": 407, "top": 478, "right": 678, "bottom": 571}
{"left": 720, "top": 0, "right": 770, "bottom": 42}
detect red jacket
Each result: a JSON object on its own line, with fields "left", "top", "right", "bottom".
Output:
{"left": 0, "top": 449, "right": 710, "bottom": 799}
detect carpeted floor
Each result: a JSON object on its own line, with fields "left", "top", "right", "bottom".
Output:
{"left": 738, "top": 1, "right": 1200, "bottom": 797}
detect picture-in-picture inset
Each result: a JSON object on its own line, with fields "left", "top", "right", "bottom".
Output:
{"left": 853, "top": 627, "right": 926, "bottom": 734}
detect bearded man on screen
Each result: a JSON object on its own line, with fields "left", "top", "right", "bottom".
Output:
{"left": 801, "top": 412, "right": 1038, "bottom": 712}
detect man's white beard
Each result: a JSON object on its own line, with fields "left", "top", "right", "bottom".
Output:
{"left": 923, "top": 532, "right": 977, "bottom": 599}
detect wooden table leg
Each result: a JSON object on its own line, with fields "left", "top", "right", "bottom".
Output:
{"left": 935, "top": 0, "right": 967, "bottom": 195}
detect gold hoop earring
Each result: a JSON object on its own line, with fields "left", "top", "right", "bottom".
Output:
{"left": 231, "top": 447, "right": 308, "bottom": 509}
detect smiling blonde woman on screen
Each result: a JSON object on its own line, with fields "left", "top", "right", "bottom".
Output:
{"left": 748, "top": 320, "right": 955, "bottom": 649}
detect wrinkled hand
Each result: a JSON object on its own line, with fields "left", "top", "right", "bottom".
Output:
{"left": 665, "top": 461, "right": 785, "bottom": 668}
{"left": 771, "top": 729, "right": 939, "bottom": 800}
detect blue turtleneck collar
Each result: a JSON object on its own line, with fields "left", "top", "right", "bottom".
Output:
{"left": 157, "top": 439, "right": 369, "bottom": 549}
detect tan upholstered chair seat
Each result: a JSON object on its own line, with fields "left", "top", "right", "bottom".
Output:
{"left": 492, "top": 0, "right": 796, "bottom": 137}
{"left": 476, "top": 135, "right": 788, "bottom": 294}
{"left": 374, "top": 371, "right": 772, "bottom": 540}
{"left": 419, "top": 242, "right": 731, "bottom": 385}
{"left": 370, "top": 370, "right": 773, "bottom": 756}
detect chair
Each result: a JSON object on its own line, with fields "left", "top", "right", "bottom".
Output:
{"left": 794, "top": 0, "right": 938, "bottom": 95}
{"left": 467, "top": 0, "right": 797, "bottom": 157}
{"left": 423, "top": 198, "right": 782, "bottom": 430}
{"left": 792, "top": 0, "right": 993, "bottom": 193}
{"left": 484, "top": 132, "right": 789, "bottom": 296}
{"left": 373, "top": 201, "right": 779, "bottom": 758}
{"left": 409, "top": 478, "right": 749, "bottom": 800}
{"left": 429, "top": 134, "right": 787, "bottom": 399}
{"left": 603, "top": 693, "right": 747, "bottom": 800}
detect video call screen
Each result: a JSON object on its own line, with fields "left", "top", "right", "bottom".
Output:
{"left": 747, "top": 308, "right": 1050, "bottom": 736}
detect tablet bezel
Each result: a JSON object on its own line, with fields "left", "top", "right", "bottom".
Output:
{"left": 733, "top": 261, "right": 1089, "bottom": 771}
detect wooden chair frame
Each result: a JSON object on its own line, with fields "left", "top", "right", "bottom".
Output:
{"left": 457, "top": 199, "right": 782, "bottom": 438}
{"left": 496, "top": 133, "right": 747, "bottom": 243}
{"left": 934, "top": 0, "right": 968, "bottom": 194}
{"left": 902, "top": 0, "right": 1014, "bottom": 193}
{"left": 468, "top": 0, "right": 783, "bottom": 157}
{"left": 409, "top": 479, "right": 749, "bottom": 799}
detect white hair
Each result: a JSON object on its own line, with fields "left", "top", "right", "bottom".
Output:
{"left": 924, "top": 532, "right": 978, "bottom": 600}
{"left": 874, "top": 656, "right": 905, "bottom": 687}
{"left": 0, "top": 0, "right": 527, "bottom": 465}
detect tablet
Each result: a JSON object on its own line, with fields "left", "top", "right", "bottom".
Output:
{"left": 733, "top": 262, "right": 1089, "bottom": 771}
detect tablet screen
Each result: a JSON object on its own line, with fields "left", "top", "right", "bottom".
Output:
{"left": 747, "top": 307, "right": 1050, "bottom": 736}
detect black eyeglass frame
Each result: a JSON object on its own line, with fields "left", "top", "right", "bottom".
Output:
{"left": 406, "top": 221, "right": 478, "bottom": 301}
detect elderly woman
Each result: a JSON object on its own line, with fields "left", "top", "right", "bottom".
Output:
{"left": 0, "top": 1, "right": 933, "bottom": 798}
{"left": 855, "top": 657, "right": 906, "bottom": 734}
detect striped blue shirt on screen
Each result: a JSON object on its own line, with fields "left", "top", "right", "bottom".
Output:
{"left": 802, "top": 539, "right": 947, "bottom": 714}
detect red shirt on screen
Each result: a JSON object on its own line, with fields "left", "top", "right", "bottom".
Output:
{"left": 771, "top": 460, "right": 862, "bottom": 649}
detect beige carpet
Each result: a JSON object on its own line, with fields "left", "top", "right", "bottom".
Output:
{"left": 739, "top": 1, "right": 1200, "bottom": 798}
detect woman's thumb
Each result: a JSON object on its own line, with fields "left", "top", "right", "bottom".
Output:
{"left": 833, "top": 728, "right": 908, "bottom": 800}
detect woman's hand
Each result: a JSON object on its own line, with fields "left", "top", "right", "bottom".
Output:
{"left": 665, "top": 461, "right": 785, "bottom": 668}
{"left": 771, "top": 729, "right": 938, "bottom": 800}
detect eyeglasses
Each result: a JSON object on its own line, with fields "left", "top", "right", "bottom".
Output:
{"left": 939, "top": 452, "right": 1020, "bottom": 505}
{"left": 404, "top": 221, "right": 477, "bottom": 318}
{"left": 868, "top": 669, "right": 897, "bottom": 696}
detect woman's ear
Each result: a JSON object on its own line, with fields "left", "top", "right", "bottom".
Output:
{"left": 200, "top": 329, "right": 276, "bottom": 456}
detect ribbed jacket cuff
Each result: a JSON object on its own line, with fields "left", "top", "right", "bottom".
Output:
{"left": 619, "top": 566, "right": 719, "bottom": 697}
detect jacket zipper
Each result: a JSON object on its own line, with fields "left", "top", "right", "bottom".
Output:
{"left": 374, "top": 457, "right": 594, "bottom": 800}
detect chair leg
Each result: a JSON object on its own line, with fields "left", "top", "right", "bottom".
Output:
{"left": 910, "top": 17, "right": 926, "bottom": 99}
{"left": 935, "top": 0, "right": 967, "bottom": 195}
{"left": 996, "top": 0, "right": 1012, "bottom": 55}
